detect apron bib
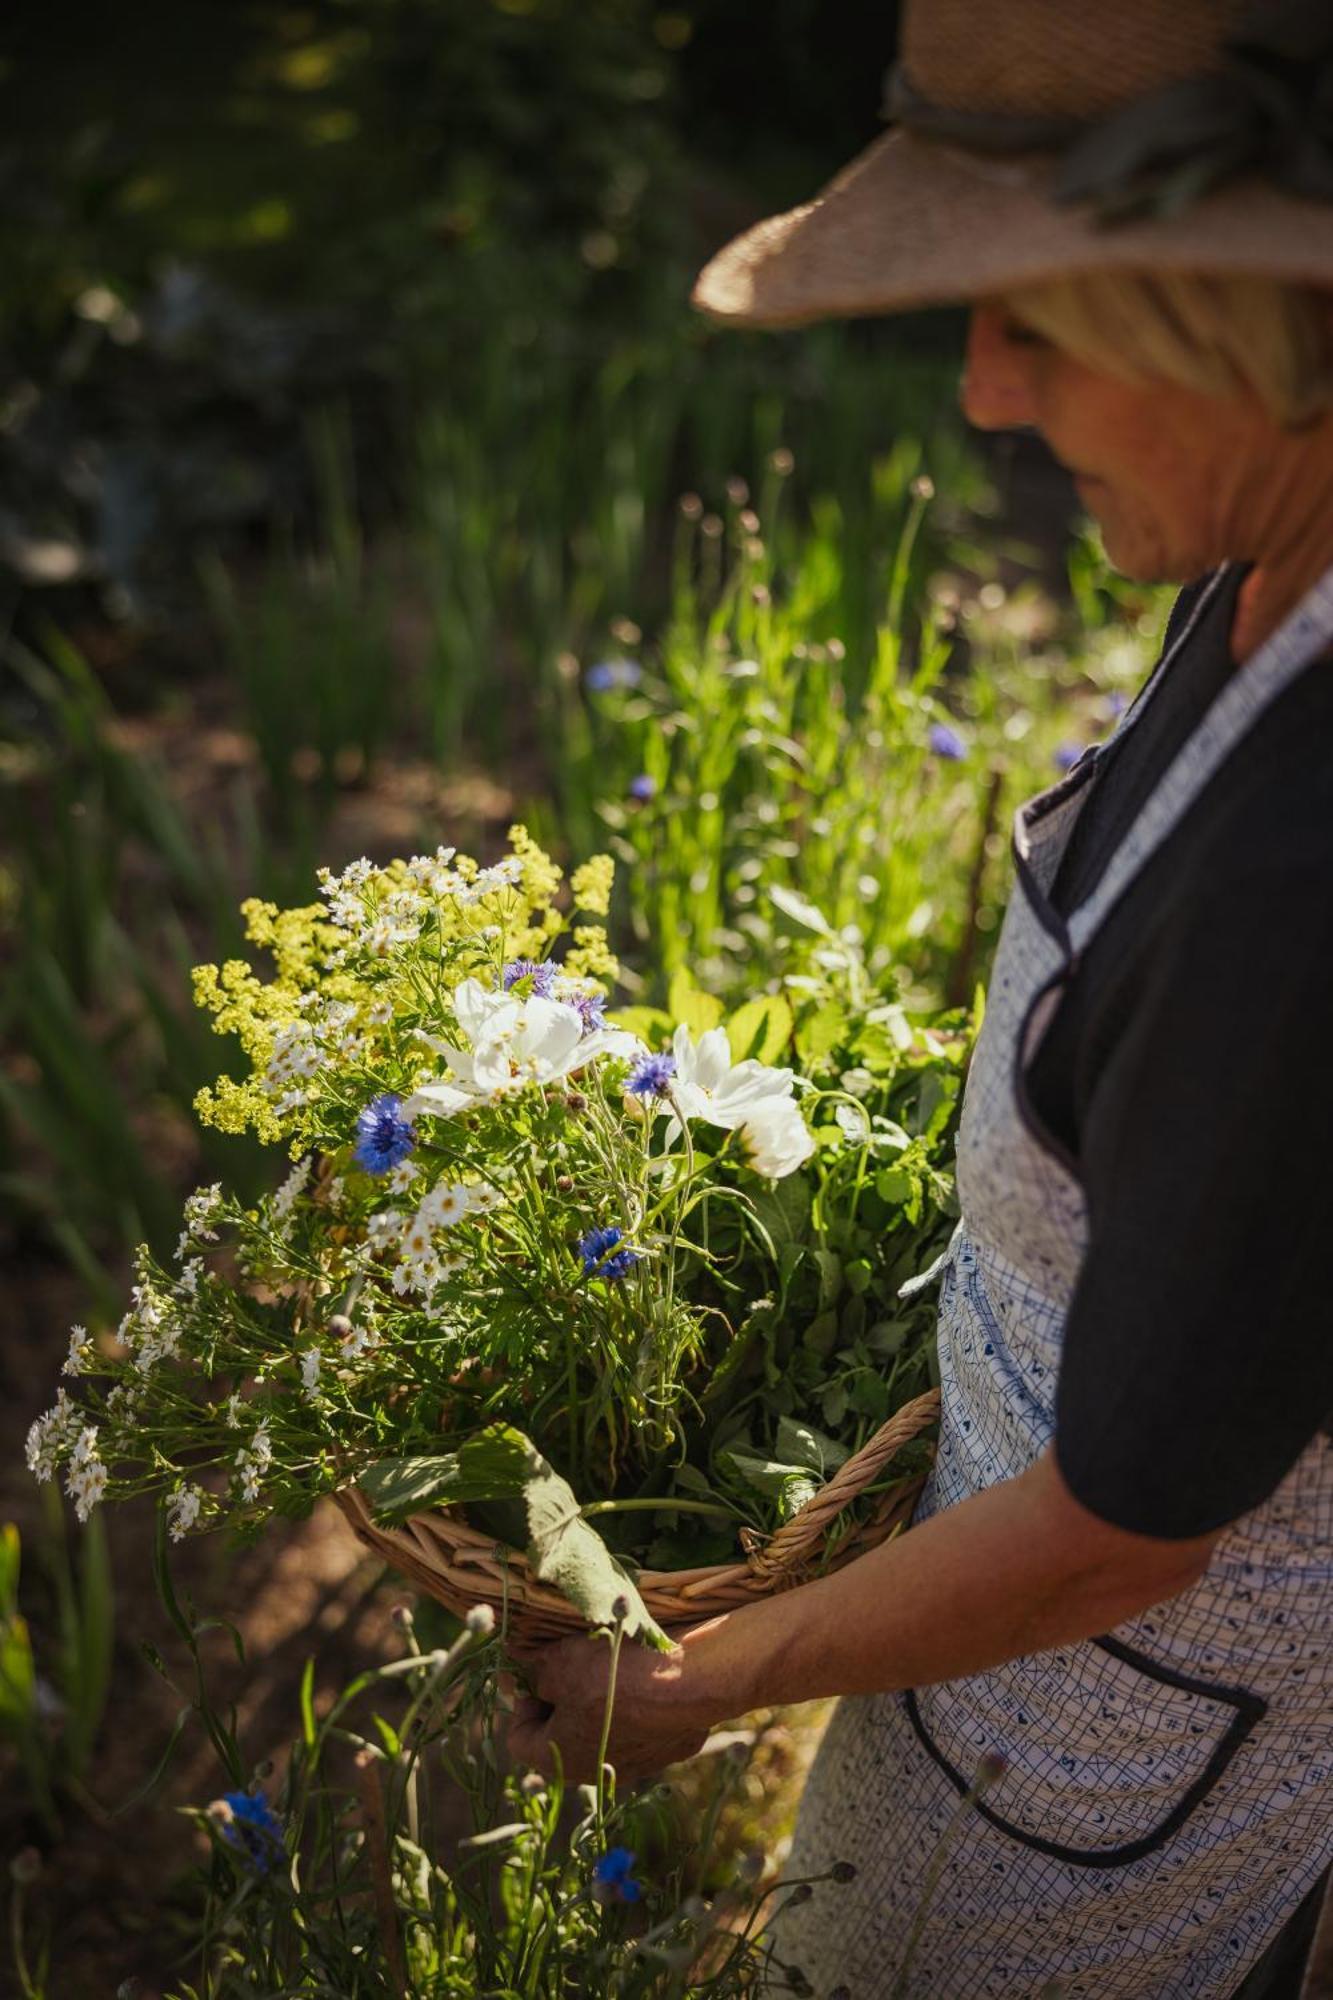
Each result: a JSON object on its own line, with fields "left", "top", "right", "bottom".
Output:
{"left": 782, "top": 564, "right": 1333, "bottom": 1999}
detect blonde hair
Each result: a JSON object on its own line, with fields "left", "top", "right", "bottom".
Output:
{"left": 1004, "top": 271, "right": 1333, "bottom": 428}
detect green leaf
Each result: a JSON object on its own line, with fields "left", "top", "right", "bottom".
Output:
{"left": 726, "top": 993, "right": 794, "bottom": 1066}
{"left": 719, "top": 1449, "right": 819, "bottom": 1516}
{"left": 667, "top": 968, "right": 724, "bottom": 1038}
{"left": 801, "top": 1310, "right": 840, "bottom": 1358}
{"left": 362, "top": 1428, "right": 671, "bottom": 1651}
{"left": 774, "top": 1416, "right": 849, "bottom": 1475}
{"left": 795, "top": 1000, "right": 847, "bottom": 1065}
{"left": 607, "top": 1005, "right": 672, "bottom": 1047}
{"left": 746, "top": 1174, "right": 812, "bottom": 1253}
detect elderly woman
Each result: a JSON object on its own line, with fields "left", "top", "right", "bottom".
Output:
{"left": 509, "top": 2, "right": 1333, "bottom": 1993}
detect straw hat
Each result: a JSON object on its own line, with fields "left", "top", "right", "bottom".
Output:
{"left": 691, "top": 0, "right": 1333, "bottom": 328}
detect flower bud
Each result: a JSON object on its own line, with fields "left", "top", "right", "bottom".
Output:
{"left": 610, "top": 1595, "right": 630, "bottom": 1626}
{"left": 831, "top": 1859, "right": 857, "bottom": 1883}
{"left": 328, "top": 1313, "right": 353, "bottom": 1339}
{"left": 565, "top": 1092, "right": 587, "bottom": 1114}
{"left": 785, "top": 1883, "right": 814, "bottom": 1906}
{"left": 556, "top": 1175, "right": 574, "bottom": 1194}
{"left": 465, "top": 1604, "right": 496, "bottom": 1639}
{"left": 520, "top": 1771, "right": 547, "bottom": 1797}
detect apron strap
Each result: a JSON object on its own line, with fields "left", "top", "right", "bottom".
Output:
{"left": 1067, "top": 562, "right": 1333, "bottom": 956}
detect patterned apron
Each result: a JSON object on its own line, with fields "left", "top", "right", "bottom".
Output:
{"left": 781, "top": 563, "right": 1333, "bottom": 2000}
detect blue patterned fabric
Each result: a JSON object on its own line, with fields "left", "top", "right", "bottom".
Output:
{"left": 781, "top": 565, "right": 1333, "bottom": 1997}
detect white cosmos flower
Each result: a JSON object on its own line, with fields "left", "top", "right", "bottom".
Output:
{"left": 657, "top": 1025, "right": 797, "bottom": 1143}
{"left": 735, "top": 1097, "right": 815, "bottom": 1179}
{"left": 403, "top": 979, "right": 641, "bottom": 1119}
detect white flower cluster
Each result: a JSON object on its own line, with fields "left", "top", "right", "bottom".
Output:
{"left": 235, "top": 1422, "right": 273, "bottom": 1505}
{"left": 66, "top": 1425, "right": 108, "bottom": 1522}
{"left": 386, "top": 1177, "right": 506, "bottom": 1298}
{"left": 62, "top": 1323, "right": 90, "bottom": 1377}
{"left": 118, "top": 1274, "right": 184, "bottom": 1373}
{"left": 26, "top": 1388, "right": 81, "bottom": 1483}
{"left": 167, "top": 1482, "right": 207, "bottom": 1542}
{"left": 299, "top": 1348, "right": 322, "bottom": 1402}
{"left": 271, "top": 1156, "right": 311, "bottom": 1231}
{"left": 177, "top": 1182, "right": 223, "bottom": 1259}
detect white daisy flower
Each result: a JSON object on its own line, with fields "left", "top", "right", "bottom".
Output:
{"left": 417, "top": 1182, "right": 473, "bottom": 1229}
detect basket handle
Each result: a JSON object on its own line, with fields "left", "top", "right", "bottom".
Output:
{"left": 742, "top": 1386, "right": 940, "bottom": 1585}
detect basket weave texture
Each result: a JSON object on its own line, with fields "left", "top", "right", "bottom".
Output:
{"left": 336, "top": 1387, "right": 940, "bottom": 1639}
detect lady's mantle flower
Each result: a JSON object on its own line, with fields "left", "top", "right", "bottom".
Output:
{"left": 578, "top": 1226, "right": 639, "bottom": 1283}
{"left": 210, "top": 1788, "right": 284, "bottom": 1875}
{"left": 404, "top": 980, "right": 640, "bottom": 1119}
{"left": 592, "top": 1845, "right": 642, "bottom": 1904}
{"left": 502, "top": 958, "right": 557, "bottom": 997}
{"left": 167, "top": 1483, "right": 206, "bottom": 1543}
{"left": 353, "top": 1095, "right": 415, "bottom": 1174}
{"left": 627, "top": 1052, "right": 676, "bottom": 1098}
{"left": 737, "top": 1098, "right": 816, "bottom": 1179}
{"left": 928, "top": 721, "right": 966, "bottom": 761}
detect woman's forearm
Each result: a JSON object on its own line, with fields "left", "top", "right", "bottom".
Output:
{"left": 681, "top": 1446, "right": 1221, "bottom": 1718}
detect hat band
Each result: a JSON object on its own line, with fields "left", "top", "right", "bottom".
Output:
{"left": 883, "top": 0, "right": 1333, "bottom": 228}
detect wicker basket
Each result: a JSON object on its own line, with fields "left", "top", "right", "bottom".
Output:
{"left": 336, "top": 1386, "right": 940, "bottom": 1639}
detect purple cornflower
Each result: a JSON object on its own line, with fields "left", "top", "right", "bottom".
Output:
{"left": 215, "top": 1788, "right": 284, "bottom": 1875}
{"left": 353, "top": 1093, "right": 415, "bottom": 1174}
{"left": 502, "top": 958, "right": 557, "bottom": 997}
{"left": 627, "top": 1052, "right": 676, "bottom": 1097}
{"left": 585, "top": 658, "right": 642, "bottom": 694}
{"left": 578, "top": 1226, "right": 639, "bottom": 1283}
{"left": 592, "top": 1845, "right": 642, "bottom": 1904}
{"left": 928, "top": 722, "right": 966, "bottom": 762}
{"left": 1053, "top": 741, "right": 1086, "bottom": 773}
{"left": 628, "top": 773, "right": 657, "bottom": 803}
{"left": 569, "top": 991, "right": 608, "bottom": 1035}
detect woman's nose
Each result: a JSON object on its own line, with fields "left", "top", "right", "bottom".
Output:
{"left": 961, "top": 305, "right": 1041, "bottom": 431}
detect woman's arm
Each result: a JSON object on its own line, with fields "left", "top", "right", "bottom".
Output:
{"left": 507, "top": 1443, "right": 1223, "bottom": 1781}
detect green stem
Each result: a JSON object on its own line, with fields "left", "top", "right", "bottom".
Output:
{"left": 581, "top": 1496, "right": 737, "bottom": 1522}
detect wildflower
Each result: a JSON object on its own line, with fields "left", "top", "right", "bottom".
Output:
{"left": 353, "top": 1095, "right": 415, "bottom": 1174}
{"left": 657, "top": 1025, "right": 796, "bottom": 1145}
{"left": 181, "top": 1183, "right": 223, "bottom": 1244}
{"left": 840, "top": 1066, "right": 875, "bottom": 1098}
{"left": 299, "top": 1349, "right": 322, "bottom": 1401}
{"left": 467, "top": 1182, "right": 506, "bottom": 1216}
{"left": 627, "top": 1052, "right": 676, "bottom": 1098}
{"left": 336, "top": 1319, "right": 379, "bottom": 1360}
{"left": 502, "top": 959, "right": 557, "bottom": 998}
{"left": 386, "top": 1158, "right": 416, "bottom": 1195}
{"left": 628, "top": 773, "right": 657, "bottom": 802}
{"left": 578, "top": 1226, "right": 639, "bottom": 1283}
{"left": 66, "top": 1428, "right": 109, "bottom": 1522}
{"left": 26, "top": 1390, "right": 79, "bottom": 1484}
{"left": 559, "top": 985, "right": 608, "bottom": 1035}
{"left": 224, "top": 1392, "right": 245, "bottom": 1428}
{"left": 418, "top": 1182, "right": 473, "bottom": 1229}
{"left": 405, "top": 980, "right": 640, "bottom": 1119}
{"left": 584, "top": 658, "right": 641, "bottom": 693}
{"left": 176, "top": 1258, "right": 204, "bottom": 1299}
{"left": 236, "top": 1423, "right": 273, "bottom": 1505}
{"left": 364, "top": 1209, "right": 405, "bottom": 1251}
{"left": 211, "top": 1788, "right": 284, "bottom": 1875}
{"left": 1054, "top": 741, "right": 1086, "bottom": 772}
{"left": 928, "top": 721, "right": 967, "bottom": 761}
{"left": 272, "top": 1156, "right": 311, "bottom": 1223}
{"left": 592, "top": 1845, "right": 642, "bottom": 1904}
{"left": 167, "top": 1484, "right": 206, "bottom": 1542}
{"left": 570, "top": 855, "right": 615, "bottom": 916}
{"left": 62, "top": 1324, "right": 89, "bottom": 1377}
{"left": 736, "top": 1098, "right": 815, "bottom": 1179}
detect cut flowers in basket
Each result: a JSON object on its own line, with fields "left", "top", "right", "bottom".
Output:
{"left": 29, "top": 828, "right": 971, "bottom": 1648}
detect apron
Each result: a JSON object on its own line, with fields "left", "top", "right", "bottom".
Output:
{"left": 781, "top": 563, "right": 1333, "bottom": 2000}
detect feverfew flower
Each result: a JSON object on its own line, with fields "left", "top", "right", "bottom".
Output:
{"left": 364, "top": 1209, "right": 404, "bottom": 1252}
{"left": 353, "top": 1095, "right": 415, "bottom": 1175}
{"left": 417, "top": 1182, "right": 473, "bottom": 1229}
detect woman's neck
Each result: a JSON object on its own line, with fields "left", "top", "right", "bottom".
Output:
{"left": 1229, "top": 426, "right": 1333, "bottom": 663}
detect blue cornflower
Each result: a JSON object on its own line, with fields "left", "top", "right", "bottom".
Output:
{"left": 216, "top": 1788, "right": 284, "bottom": 1875}
{"left": 627, "top": 1052, "right": 676, "bottom": 1097}
{"left": 502, "top": 958, "right": 557, "bottom": 997}
{"left": 1053, "top": 741, "right": 1086, "bottom": 773}
{"left": 353, "top": 1093, "right": 415, "bottom": 1174}
{"left": 570, "top": 992, "right": 608, "bottom": 1035}
{"left": 585, "top": 658, "right": 642, "bottom": 694}
{"left": 628, "top": 773, "right": 657, "bottom": 803}
{"left": 593, "top": 1845, "right": 642, "bottom": 1904}
{"left": 578, "top": 1226, "right": 639, "bottom": 1283}
{"left": 928, "top": 722, "right": 966, "bottom": 762}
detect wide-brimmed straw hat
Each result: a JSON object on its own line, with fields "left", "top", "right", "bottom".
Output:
{"left": 692, "top": 0, "right": 1333, "bottom": 328}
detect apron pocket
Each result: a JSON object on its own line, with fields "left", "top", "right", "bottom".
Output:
{"left": 904, "top": 1633, "right": 1266, "bottom": 1869}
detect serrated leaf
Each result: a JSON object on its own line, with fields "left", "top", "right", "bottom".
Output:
{"left": 668, "top": 969, "right": 724, "bottom": 1038}
{"left": 726, "top": 993, "right": 793, "bottom": 1065}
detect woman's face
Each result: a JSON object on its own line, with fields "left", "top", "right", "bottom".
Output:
{"left": 961, "top": 301, "right": 1263, "bottom": 585}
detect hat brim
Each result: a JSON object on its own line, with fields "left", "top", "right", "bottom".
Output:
{"left": 691, "top": 129, "right": 1333, "bottom": 329}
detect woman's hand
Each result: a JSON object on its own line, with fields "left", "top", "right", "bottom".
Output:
{"left": 506, "top": 1619, "right": 738, "bottom": 1783}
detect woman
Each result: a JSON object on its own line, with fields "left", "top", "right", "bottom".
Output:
{"left": 509, "top": 2, "right": 1333, "bottom": 1992}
